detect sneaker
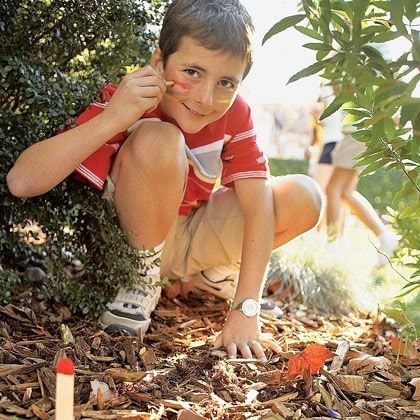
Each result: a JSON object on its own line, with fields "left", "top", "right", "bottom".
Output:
{"left": 376, "top": 232, "right": 399, "bottom": 268}
{"left": 99, "top": 275, "right": 161, "bottom": 335}
{"left": 187, "top": 271, "right": 283, "bottom": 318}
{"left": 260, "top": 298, "right": 284, "bottom": 319}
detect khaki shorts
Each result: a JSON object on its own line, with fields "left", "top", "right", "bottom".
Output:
{"left": 331, "top": 134, "right": 366, "bottom": 171}
{"left": 104, "top": 177, "right": 244, "bottom": 279}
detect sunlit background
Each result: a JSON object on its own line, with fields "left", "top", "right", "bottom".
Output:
{"left": 240, "top": 0, "right": 319, "bottom": 106}
{"left": 236, "top": 1, "right": 418, "bottom": 314}
{"left": 237, "top": 0, "right": 415, "bottom": 158}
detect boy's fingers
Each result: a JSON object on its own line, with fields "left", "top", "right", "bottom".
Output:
{"left": 250, "top": 341, "right": 267, "bottom": 362}
{"left": 227, "top": 342, "right": 237, "bottom": 359}
{"left": 261, "top": 338, "right": 282, "bottom": 353}
{"left": 237, "top": 343, "right": 253, "bottom": 360}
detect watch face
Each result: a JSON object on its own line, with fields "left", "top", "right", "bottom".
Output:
{"left": 242, "top": 299, "right": 259, "bottom": 317}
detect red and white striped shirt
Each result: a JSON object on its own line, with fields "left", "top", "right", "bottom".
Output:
{"left": 68, "top": 84, "right": 268, "bottom": 215}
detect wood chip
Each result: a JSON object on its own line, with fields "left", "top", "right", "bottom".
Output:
{"left": 104, "top": 368, "right": 147, "bottom": 382}
{"left": 140, "top": 348, "right": 157, "bottom": 370}
{"left": 330, "top": 341, "right": 350, "bottom": 372}
{"left": 366, "top": 381, "right": 402, "bottom": 397}
{"left": 336, "top": 374, "right": 365, "bottom": 392}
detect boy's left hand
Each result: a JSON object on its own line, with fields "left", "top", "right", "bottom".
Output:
{"left": 212, "top": 310, "right": 282, "bottom": 362}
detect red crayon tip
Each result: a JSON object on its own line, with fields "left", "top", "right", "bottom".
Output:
{"left": 56, "top": 357, "right": 75, "bottom": 375}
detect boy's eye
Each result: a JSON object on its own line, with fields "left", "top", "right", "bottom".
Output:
{"left": 184, "top": 69, "right": 199, "bottom": 78}
{"left": 219, "top": 79, "right": 235, "bottom": 90}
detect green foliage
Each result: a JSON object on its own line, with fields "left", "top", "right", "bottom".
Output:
{"left": 269, "top": 158, "right": 408, "bottom": 215}
{"left": 268, "top": 158, "right": 309, "bottom": 177}
{"left": 0, "top": 0, "right": 169, "bottom": 314}
{"left": 383, "top": 297, "right": 419, "bottom": 341}
{"left": 264, "top": 0, "right": 419, "bottom": 290}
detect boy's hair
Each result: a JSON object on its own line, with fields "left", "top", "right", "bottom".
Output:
{"left": 159, "top": 0, "right": 254, "bottom": 79}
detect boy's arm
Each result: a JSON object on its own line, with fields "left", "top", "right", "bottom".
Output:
{"left": 7, "top": 66, "right": 166, "bottom": 198}
{"left": 213, "top": 178, "right": 281, "bottom": 361}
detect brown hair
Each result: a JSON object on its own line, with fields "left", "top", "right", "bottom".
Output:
{"left": 159, "top": 0, "right": 254, "bottom": 78}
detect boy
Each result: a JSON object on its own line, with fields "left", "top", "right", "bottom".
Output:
{"left": 6, "top": 0, "right": 322, "bottom": 361}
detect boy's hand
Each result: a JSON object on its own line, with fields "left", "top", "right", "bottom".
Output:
{"left": 100, "top": 66, "right": 167, "bottom": 133}
{"left": 212, "top": 310, "right": 282, "bottom": 362}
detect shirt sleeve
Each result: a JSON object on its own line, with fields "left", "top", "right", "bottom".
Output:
{"left": 221, "top": 96, "right": 268, "bottom": 187}
{"left": 58, "top": 84, "right": 127, "bottom": 190}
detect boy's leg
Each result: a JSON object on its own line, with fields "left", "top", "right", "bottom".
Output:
{"left": 110, "top": 121, "right": 187, "bottom": 248}
{"left": 271, "top": 174, "right": 323, "bottom": 248}
{"left": 161, "top": 174, "right": 322, "bottom": 274}
{"left": 100, "top": 121, "right": 188, "bottom": 334}
{"left": 163, "top": 174, "right": 322, "bottom": 314}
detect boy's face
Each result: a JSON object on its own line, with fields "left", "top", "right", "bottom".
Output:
{"left": 152, "top": 36, "right": 247, "bottom": 134}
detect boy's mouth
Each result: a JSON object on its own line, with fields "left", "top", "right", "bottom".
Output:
{"left": 183, "top": 103, "right": 208, "bottom": 117}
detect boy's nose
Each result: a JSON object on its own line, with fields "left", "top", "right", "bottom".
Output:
{"left": 194, "top": 82, "right": 214, "bottom": 106}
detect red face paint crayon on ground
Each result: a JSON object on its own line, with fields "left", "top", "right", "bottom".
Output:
{"left": 55, "top": 357, "right": 75, "bottom": 420}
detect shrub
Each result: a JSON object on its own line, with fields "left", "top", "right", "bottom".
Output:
{"left": 0, "top": 0, "right": 169, "bottom": 314}
{"left": 264, "top": 0, "right": 419, "bottom": 287}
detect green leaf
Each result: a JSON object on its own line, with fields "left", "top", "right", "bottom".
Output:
{"left": 412, "top": 30, "right": 420, "bottom": 61}
{"left": 404, "top": 0, "right": 418, "bottom": 21}
{"left": 400, "top": 203, "right": 420, "bottom": 218}
{"left": 354, "top": 150, "right": 385, "bottom": 167}
{"left": 400, "top": 102, "right": 420, "bottom": 127}
{"left": 262, "top": 15, "right": 306, "bottom": 45}
{"left": 302, "top": 42, "right": 332, "bottom": 51}
{"left": 295, "top": 25, "right": 324, "bottom": 41}
{"left": 331, "top": 11, "right": 351, "bottom": 35}
{"left": 287, "top": 57, "right": 335, "bottom": 84}
{"left": 383, "top": 308, "right": 410, "bottom": 325}
{"left": 359, "top": 158, "right": 389, "bottom": 176}
{"left": 351, "top": 0, "right": 370, "bottom": 43}
{"left": 345, "top": 108, "right": 371, "bottom": 118}
{"left": 371, "top": 30, "right": 401, "bottom": 43}
{"left": 320, "top": 94, "right": 345, "bottom": 120}
{"left": 390, "top": 0, "right": 408, "bottom": 34}
{"left": 394, "top": 180, "right": 417, "bottom": 202}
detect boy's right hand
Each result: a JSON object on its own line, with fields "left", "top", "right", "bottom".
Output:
{"left": 100, "top": 66, "right": 167, "bottom": 133}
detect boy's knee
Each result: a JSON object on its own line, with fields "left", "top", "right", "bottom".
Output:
{"left": 126, "top": 121, "right": 185, "bottom": 168}
{"left": 273, "top": 174, "right": 323, "bottom": 229}
{"left": 294, "top": 174, "right": 324, "bottom": 226}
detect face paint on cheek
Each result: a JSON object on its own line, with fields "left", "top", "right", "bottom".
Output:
{"left": 173, "top": 80, "right": 190, "bottom": 90}
{"left": 165, "top": 80, "right": 192, "bottom": 96}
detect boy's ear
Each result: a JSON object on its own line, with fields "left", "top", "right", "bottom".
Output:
{"left": 151, "top": 48, "right": 164, "bottom": 73}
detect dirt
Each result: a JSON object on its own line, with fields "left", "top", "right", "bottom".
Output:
{"left": 0, "top": 287, "right": 419, "bottom": 419}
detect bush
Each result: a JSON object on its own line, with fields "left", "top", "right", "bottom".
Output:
{"left": 0, "top": 0, "right": 169, "bottom": 315}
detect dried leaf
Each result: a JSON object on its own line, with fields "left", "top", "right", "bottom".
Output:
{"left": 59, "top": 324, "right": 74, "bottom": 345}
{"left": 347, "top": 354, "right": 392, "bottom": 374}
{"left": 389, "top": 336, "right": 418, "bottom": 358}
{"left": 287, "top": 343, "right": 333, "bottom": 377}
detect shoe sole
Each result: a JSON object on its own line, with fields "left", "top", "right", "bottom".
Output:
{"left": 99, "top": 310, "right": 151, "bottom": 335}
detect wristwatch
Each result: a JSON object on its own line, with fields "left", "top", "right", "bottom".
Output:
{"left": 232, "top": 298, "right": 259, "bottom": 317}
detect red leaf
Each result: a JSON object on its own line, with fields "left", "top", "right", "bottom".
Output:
{"left": 288, "top": 343, "right": 333, "bottom": 378}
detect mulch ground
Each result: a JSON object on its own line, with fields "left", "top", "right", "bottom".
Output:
{"left": 0, "top": 287, "right": 419, "bottom": 419}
